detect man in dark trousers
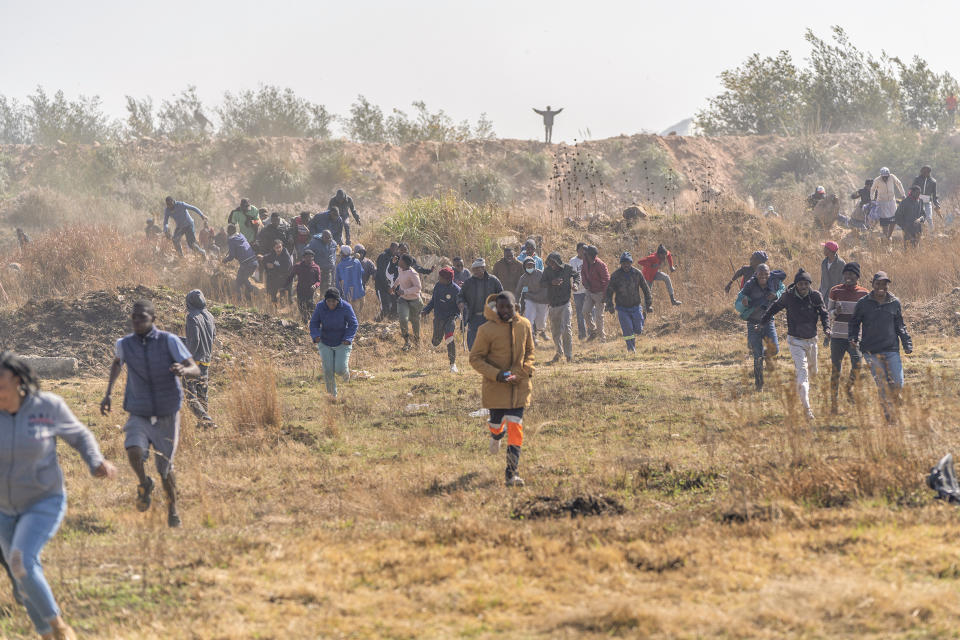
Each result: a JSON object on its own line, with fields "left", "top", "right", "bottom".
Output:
{"left": 912, "top": 166, "right": 941, "bottom": 231}
{"left": 458, "top": 258, "right": 503, "bottom": 349}
{"left": 492, "top": 246, "right": 524, "bottom": 294}
{"left": 162, "top": 196, "right": 209, "bottom": 259}
{"left": 375, "top": 243, "right": 399, "bottom": 320}
{"left": 286, "top": 249, "right": 324, "bottom": 324}
{"left": 101, "top": 300, "right": 201, "bottom": 527}
{"left": 421, "top": 267, "right": 462, "bottom": 373}
{"left": 329, "top": 189, "right": 361, "bottom": 245}
{"left": 533, "top": 106, "right": 563, "bottom": 143}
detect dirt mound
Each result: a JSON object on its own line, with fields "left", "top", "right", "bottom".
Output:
{"left": 511, "top": 494, "right": 625, "bottom": 520}
{"left": 904, "top": 291, "right": 960, "bottom": 336}
{"left": 0, "top": 285, "right": 310, "bottom": 373}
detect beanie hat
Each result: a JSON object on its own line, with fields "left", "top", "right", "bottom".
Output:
{"left": 842, "top": 262, "right": 861, "bottom": 278}
{"left": 472, "top": 257, "right": 486, "bottom": 268}
{"left": 793, "top": 268, "right": 813, "bottom": 285}
{"left": 656, "top": 243, "right": 667, "bottom": 254}
{"left": 821, "top": 240, "right": 839, "bottom": 252}
{"left": 620, "top": 251, "right": 633, "bottom": 263}
{"left": 546, "top": 251, "right": 563, "bottom": 266}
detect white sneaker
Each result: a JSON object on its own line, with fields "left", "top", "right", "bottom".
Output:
{"left": 488, "top": 436, "right": 501, "bottom": 455}
{"left": 806, "top": 409, "right": 815, "bottom": 421}
{"left": 506, "top": 476, "right": 525, "bottom": 487}
{"left": 450, "top": 364, "right": 458, "bottom": 373}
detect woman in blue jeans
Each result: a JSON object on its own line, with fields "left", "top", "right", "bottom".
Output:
{"left": 309, "top": 288, "right": 359, "bottom": 397}
{"left": 0, "top": 352, "right": 117, "bottom": 639}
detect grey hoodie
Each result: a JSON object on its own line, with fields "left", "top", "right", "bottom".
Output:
{"left": 0, "top": 392, "right": 104, "bottom": 515}
{"left": 186, "top": 290, "right": 216, "bottom": 364}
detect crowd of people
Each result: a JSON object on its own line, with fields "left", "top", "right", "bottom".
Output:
{"left": 0, "top": 169, "right": 936, "bottom": 637}
{"left": 729, "top": 241, "right": 911, "bottom": 422}
{"left": 807, "top": 164, "right": 944, "bottom": 247}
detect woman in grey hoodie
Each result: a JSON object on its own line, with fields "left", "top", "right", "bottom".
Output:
{"left": 0, "top": 352, "right": 116, "bottom": 639}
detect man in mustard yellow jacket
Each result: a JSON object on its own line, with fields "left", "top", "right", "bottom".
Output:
{"left": 469, "top": 292, "right": 535, "bottom": 487}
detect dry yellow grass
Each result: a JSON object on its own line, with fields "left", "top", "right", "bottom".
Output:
{"left": 1, "top": 325, "right": 958, "bottom": 638}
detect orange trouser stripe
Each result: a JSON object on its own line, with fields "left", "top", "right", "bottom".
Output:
{"left": 506, "top": 420, "right": 523, "bottom": 447}
{"left": 489, "top": 420, "right": 505, "bottom": 436}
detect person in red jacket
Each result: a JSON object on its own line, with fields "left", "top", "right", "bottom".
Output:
{"left": 580, "top": 245, "right": 610, "bottom": 341}
{"left": 637, "top": 244, "right": 681, "bottom": 306}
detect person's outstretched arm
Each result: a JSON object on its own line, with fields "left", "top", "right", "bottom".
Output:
{"left": 640, "top": 275, "right": 653, "bottom": 311}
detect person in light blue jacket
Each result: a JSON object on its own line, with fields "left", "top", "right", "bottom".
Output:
{"left": 335, "top": 245, "right": 366, "bottom": 311}
{"left": 0, "top": 352, "right": 116, "bottom": 639}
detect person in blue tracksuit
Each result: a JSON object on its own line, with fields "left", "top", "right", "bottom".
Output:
{"left": 604, "top": 252, "right": 652, "bottom": 353}
{"left": 422, "top": 267, "right": 462, "bottom": 372}
{"left": 162, "top": 196, "right": 209, "bottom": 259}
{"left": 335, "top": 245, "right": 366, "bottom": 311}
{"left": 310, "top": 289, "right": 359, "bottom": 397}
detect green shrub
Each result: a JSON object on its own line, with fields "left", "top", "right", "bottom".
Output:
{"left": 456, "top": 167, "right": 511, "bottom": 206}
{"left": 310, "top": 149, "right": 354, "bottom": 191}
{"left": 249, "top": 157, "right": 307, "bottom": 203}
{"left": 378, "top": 191, "right": 503, "bottom": 260}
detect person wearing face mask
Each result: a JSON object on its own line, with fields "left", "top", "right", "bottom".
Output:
{"left": 871, "top": 167, "right": 906, "bottom": 242}
{"left": 760, "top": 269, "right": 830, "bottom": 420}
{"left": 515, "top": 257, "right": 549, "bottom": 344}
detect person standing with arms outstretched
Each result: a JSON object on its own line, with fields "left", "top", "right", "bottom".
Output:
{"left": 533, "top": 106, "right": 563, "bottom": 143}
{"left": 101, "top": 300, "right": 201, "bottom": 528}
{"left": 469, "top": 292, "right": 535, "bottom": 487}
{"left": 0, "top": 352, "right": 117, "bottom": 640}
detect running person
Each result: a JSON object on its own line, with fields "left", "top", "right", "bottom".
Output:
{"left": 328, "top": 189, "right": 361, "bottom": 245}
{"left": 162, "top": 196, "right": 209, "bottom": 259}
{"left": 184, "top": 290, "right": 217, "bottom": 428}
{"left": 637, "top": 244, "right": 681, "bottom": 306}
{"left": 469, "top": 292, "right": 535, "bottom": 487}
{"left": 826, "top": 263, "right": 868, "bottom": 413}
{"left": 100, "top": 300, "right": 201, "bottom": 527}
{"left": 604, "top": 252, "right": 653, "bottom": 353}
{"left": 310, "top": 288, "right": 359, "bottom": 398}
{"left": 736, "top": 264, "right": 786, "bottom": 390}
{"left": 0, "top": 352, "right": 116, "bottom": 640}
{"left": 421, "top": 267, "right": 462, "bottom": 372}
{"left": 871, "top": 167, "right": 906, "bottom": 242}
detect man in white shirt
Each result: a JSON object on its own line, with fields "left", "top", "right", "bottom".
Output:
{"left": 871, "top": 167, "right": 905, "bottom": 241}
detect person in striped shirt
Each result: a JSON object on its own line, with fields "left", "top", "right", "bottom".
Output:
{"left": 827, "top": 262, "right": 869, "bottom": 413}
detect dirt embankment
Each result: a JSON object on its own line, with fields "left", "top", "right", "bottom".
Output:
{"left": 0, "top": 285, "right": 309, "bottom": 372}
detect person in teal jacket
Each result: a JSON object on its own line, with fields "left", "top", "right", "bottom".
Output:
{"left": 736, "top": 264, "right": 786, "bottom": 390}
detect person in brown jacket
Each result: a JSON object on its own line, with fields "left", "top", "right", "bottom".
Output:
{"left": 469, "top": 292, "right": 535, "bottom": 487}
{"left": 492, "top": 246, "right": 524, "bottom": 293}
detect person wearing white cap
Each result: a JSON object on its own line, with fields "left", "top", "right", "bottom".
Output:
{"left": 871, "top": 167, "right": 905, "bottom": 241}
{"left": 336, "top": 245, "right": 366, "bottom": 315}
{"left": 458, "top": 258, "right": 503, "bottom": 349}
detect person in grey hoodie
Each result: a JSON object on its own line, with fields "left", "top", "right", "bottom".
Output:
{"left": 185, "top": 290, "right": 217, "bottom": 428}
{"left": 0, "top": 352, "right": 116, "bottom": 639}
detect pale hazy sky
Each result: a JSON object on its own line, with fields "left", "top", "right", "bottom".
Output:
{"left": 1, "top": 0, "right": 956, "bottom": 142}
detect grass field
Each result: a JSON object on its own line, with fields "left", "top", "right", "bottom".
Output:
{"left": 4, "top": 320, "right": 960, "bottom": 639}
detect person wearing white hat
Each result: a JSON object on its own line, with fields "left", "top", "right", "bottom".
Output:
{"left": 871, "top": 167, "right": 905, "bottom": 241}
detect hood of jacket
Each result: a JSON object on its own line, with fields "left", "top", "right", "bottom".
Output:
{"left": 483, "top": 292, "right": 512, "bottom": 324}
{"left": 186, "top": 289, "right": 206, "bottom": 312}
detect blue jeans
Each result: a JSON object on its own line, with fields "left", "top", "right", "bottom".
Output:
{"left": 922, "top": 201, "right": 934, "bottom": 231}
{"left": 0, "top": 493, "right": 67, "bottom": 635}
{"left": 747, "top": 320, "right": 778, "bottom": 389}
{"left": 467, "top": 314, "right": 486, "bottom": 350}
{"left": 864, "top": 351, "right": 903, "bottom": 410}
{"left": 616, "top": 306, "right": 644, "bottom": 351}
{"left": 317, "top": 342, "right": 353, "bottom": 396}
{"left": 573, "top": 293, "right": 587, "bottom": 339}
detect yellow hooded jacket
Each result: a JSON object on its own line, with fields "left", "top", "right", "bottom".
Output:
{"left": 469, "top": 294, "right": 535, "bottom": 409}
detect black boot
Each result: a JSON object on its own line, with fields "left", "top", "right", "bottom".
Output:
{"left": 754, "top": 357, "right": 764, "bottom": 391}
{"left": 505, "top": 445, "right": 524, "bottom": 487}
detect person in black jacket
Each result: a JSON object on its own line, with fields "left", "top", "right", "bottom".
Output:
{"left": 457, "top": 258, "right": 503, "bottom": 349}
{"left": 375, "top": 243, "right": 399, "bottom": 320}
{"left": 846, "top": 179, "right": 873, "bottom": 230}
{"left": 542, "top": 252, "right": 580, "bottom": 363}
{"left": 604, "top": 252, "right": 653, "bottom": 354}
{"left": 912, "top": 166, "right": 941, "bottom": 231}
{"left": 895, "top": 186, "right": 925, "bottom": 248}
{"left": 309, "top": 207, "right": 344, "bottom": 245}
{"left": 329, "top": 189, "right": 361, "bottom": 244}
{"left": 760, "top": 269, "right": 829, "bottom": 419}
{"left": 848, "top": 271, "right": 912, "bottom": 420}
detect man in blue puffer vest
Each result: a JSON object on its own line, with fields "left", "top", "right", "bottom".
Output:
{"left": 100, "top": 300, "right": 201, "bottom": 528}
